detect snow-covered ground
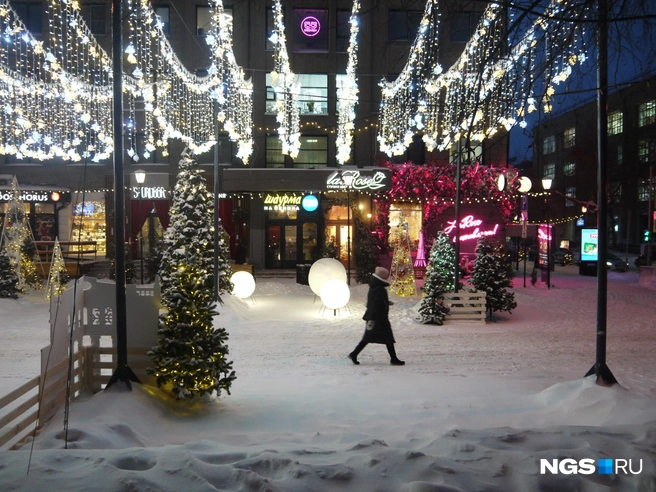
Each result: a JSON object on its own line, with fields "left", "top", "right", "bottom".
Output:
{"left": 0, "top": 265, "right": 655, "bottom": 491}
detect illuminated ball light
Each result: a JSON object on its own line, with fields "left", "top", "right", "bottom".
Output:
{"left": 309, "top": 258, "right": 346, "bottom": 296}
{"left": 230, "top": 271, "right": 255, "bottom": 299}
{"left": 320, "top": 279, "right": 350, "bottom": 310}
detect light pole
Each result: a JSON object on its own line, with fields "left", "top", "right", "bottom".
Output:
{"left": 134, "top": 169, "right": 146, "bottom": 283}
{"left": 342, "top": 174, "right": 354, "bottom": 285}
{"left": 518, "top": 176, "right": 532, "bottom": 288}
{"left": 542, "top": 177, "right": 552, "bottom": 289}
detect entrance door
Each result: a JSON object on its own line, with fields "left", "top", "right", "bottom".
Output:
{"left": 266, "top": 224, "right": 298, "bottom": 268}
{"left": 325, "top": 223, "right": 352, "bottom": 270}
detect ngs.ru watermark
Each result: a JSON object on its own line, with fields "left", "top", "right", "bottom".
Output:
{"left": 540, "top": 458, "right": 643, "bottom": 475}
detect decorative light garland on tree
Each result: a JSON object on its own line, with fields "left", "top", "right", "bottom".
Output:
{"left": 335, "top": 0, "right": 361, "bottom": 165}
{"left": 270, "top": 0, "right": 300, "bottom": 159}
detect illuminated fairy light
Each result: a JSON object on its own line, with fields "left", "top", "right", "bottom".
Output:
{"left": 335, "top": 0, "right": 360, "bottom": 165}
{"left": 206, "top": 0, "right": 253, "bottom": 164}
{"left": 270, "top": 0, "right": 300, "bottom": 159}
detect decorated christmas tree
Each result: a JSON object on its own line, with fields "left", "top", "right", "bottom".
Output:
{"left": 389, "top": 221, "right": 416, "bottom": 297}
{"left": 353, "top": 206, "right": 379, "bottom": 284}
{"left": 45, "top": 239, "right": 69, "bottom": 300}
{"left": 0, "top": 249, "right": 19, "bottom": 299}
{"left": 469, "top": 238, "right": 517, "bottom": 320}
{"left": 418, "top": 231, "right": 461, "bottom": 324}
{"left": 148, "top": 149, "right": 235, "bottom": 400}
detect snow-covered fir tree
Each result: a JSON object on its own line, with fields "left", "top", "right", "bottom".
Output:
{"left": 418, "top": 232, "right": 460, "bottom": 324}
{"left": 148, "top": 149, "right": 236, "bottom": 400}
{"left": 0, "top": 249, "right": 19, "bottom": 299}
{"left": 469, "top": 238, "right": 517, "bottom": 320}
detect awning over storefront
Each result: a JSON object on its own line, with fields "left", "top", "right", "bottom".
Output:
{"left": 220, "top": 167, "right": 392, "bottom": 193}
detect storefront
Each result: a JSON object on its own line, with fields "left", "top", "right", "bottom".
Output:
{"left": 0, "top": 176, "right": 71, "bottom": 243}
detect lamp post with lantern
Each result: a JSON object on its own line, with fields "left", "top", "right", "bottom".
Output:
{"left": 342, "top": 172, "right": 354, "bottom": 285}
{"left": 517, "top": 176, "right": 532, "bottom": 287}
{"left": 542, "top": 177, "right": 552, "bottom": 289}
{"left": 134, "top": 169, "right": 146, "bottom": 283}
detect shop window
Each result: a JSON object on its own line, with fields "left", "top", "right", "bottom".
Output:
{"left": 542, "top": 135, "right": 556, "bottom": 155}
{"left": 388, "top": 203, "right": 422, "bottom": 251}
{"left": 12, "top": 3, "right": 43, "bottom": 35}
{"left": 638, "top": 100, "right": 656, "bottom": 127}
{"left": 449, "top": 11, "right": 482, "bottom": 43}
{"left": 80, "top": 4, "right": 106, "bottom": 35}
{"left": 388, "top": 10, "right": 422, "bottom": 42}
{"left": 72, "top": 201, "right": 107, "bottom": 255}
{"left": 155, "top": 6, "right": 170, "bottom": 35}
{"left": 293, "top": 9, "right": 328, "bottom": 52}
{"left": 563, "top": 127, "right": 575, "bottom": 148}
{"left": 295, "top": 136, "right": 328, "bottom": 168}
{"left": 336, "top": 10, "right": 351, "bottom": 53}
{"left": 302, "top": 222, "right": 318, "bottom": 262}
{"left": 608, "top": 110, "right": 623, "bottom": 135}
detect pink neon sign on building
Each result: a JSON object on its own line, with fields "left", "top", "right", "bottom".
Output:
{"left": 443, "top": 215, "right": 501, "bottom": 243}
{"left": 301, "top": 16, "right": 321, "bottom": 37}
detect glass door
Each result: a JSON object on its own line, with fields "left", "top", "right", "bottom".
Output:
{"left": 283, "top": 225, "right": 297, "bottom": 267}
{"left": 267, "top": 225, "right": 282, "bottom": 268}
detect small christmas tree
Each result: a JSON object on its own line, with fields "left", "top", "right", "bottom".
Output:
{"left": 469, "top": 238, "right": 517, "bottom": 320}
{"left": 148, "top": 148, "right": 236, "bottom": 400}
{"left": 389, "top": 221, "right": 416, "bottom": 297}
{"left": 45, "top": 239, "right": 69, "bottom": 300}
{"left": 0, "top": 249, "right": 19, "bottom": 299}
{"left": 353, "top": 206, "right": 378, "bottom": 284}
{"left": 418, "top": 231, "right": 461, "bottom": 324}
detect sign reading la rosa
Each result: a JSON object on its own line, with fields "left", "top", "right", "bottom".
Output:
{"left": 444, "top": 215, "right": 500, "bottom": 243}
{"left": 326, "top": 170, "right": 388, "bottom": 191}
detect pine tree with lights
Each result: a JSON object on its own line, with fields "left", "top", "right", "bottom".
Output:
{"left": 148, "top": 149, "right": 235, "bottom": 400}
{"left": 353, "top": 207, "right": 378, "bottom": 284}
{"left": 389, "top": 222, "right": 416, "bottom": 297}
{"left": 418, "top": 232, "right": 460, "bottom": 324}
{"left": 0, "top": 249, "right": 19, "bottom": 299}
{"left": 469, "top": 238, "right": 517, "bottom": 320}
{"left": 45, "top": 239, "right": 69, "bottom": 300}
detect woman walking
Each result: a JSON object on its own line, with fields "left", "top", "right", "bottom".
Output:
{"left": 348, "top": 267, "right": 405, "bottom": 365}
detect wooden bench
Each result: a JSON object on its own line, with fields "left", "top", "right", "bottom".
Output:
{"left": 442, "top": 290, "right": 487, "bottom": 324}
{"left": 231, "top": 263, "right": 254, "bottom": 278}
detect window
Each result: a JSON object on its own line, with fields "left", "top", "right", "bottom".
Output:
{"left": 542, "top": 135, "right": 556, "bottom": 155}
{"left": 12, "top": 3, "right": 43, "bottom": 35}
{"left": 295, "top": 136, "right": 328, "bottom": 168}
{"left": 563, "top": 127, "right": 575, "bottom": 148}
{"left": 638, "top": 179, "right": 651, "bottom": 201}
{"left": 155, "top": 6, "right": 170, "bottom": 35}
{"left": 638, "top": 139, "right": 656, "bottom": 164}
{"left": 565, "top": 187, "right": 576, "bottom": 207}
{"left": 197, "top": 7, "right": 211, "bottom": 35}
{"left": 450, "top": 12, "right": 483, "bottom": 43}
{"left": 293, "top": 9, "right": 328, "bottom": 52}
{"left": 79, "top": 4, "right": 106, "bottom": 35}
{"left": 388, "top": 10, "right": 423, "bottom": 42}
{"left": 266, "top": 6, "right": 276, "bottom": 51}
{"left": 608, "top": 110, "right": 623, "bottom": 135}
{"left": 617, "top": 145, "right": 623, "bottom": 166}
{"left": 638, "top": 100, "right": 656, "bottom": 127}
{"left": 389, "top": 203, "right": 422, "bottom": 250}
{"left": 563, "top": 161, "right": 576, "bottom": 176}
{"left": 266, "top": 73, "right": 328, "bottom": 115}
{"left": 543, "top": 162, "right": 555, "bottom": 179}
{"left": 266, "top": 136, "right": 285, "bottom": 168}
{"left": 336, "top": 10, "right": 351, "bottom": 53}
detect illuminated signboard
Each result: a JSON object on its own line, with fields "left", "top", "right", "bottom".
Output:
{"left": 581, "top": 228, "right": 599, "bottom": 261}
{"left": 302, "top": 194, "right": 319, "bottom": 212}
{"left": 0, "top": 190, "right": 70, "bottom": 203}
{"left": 538, "top": 224, "right": 552, "bottom": 267}
{"left": 301, "top": 16, "right": 320, "bottom": 37}
{"left": 326, "top": 170, "right": 388, "bottom": 191}
{"left": 263, "top": 193, "right": 302, "bottom": 211}
{"left": 132, "top": 186, "right": 169, "bottom": 200}
{"left": 444, "top": 215, "right": 500, "bottom": 243}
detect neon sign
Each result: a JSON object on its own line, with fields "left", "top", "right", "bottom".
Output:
{"left": 263, "top": 194, "right": 302, "bottom": 208}
{"left": 444, "top": 215, "right": 500, "bottom": 242}
{"left": 326, "top": 171, "right": 388, "bottom": 191}
{"left": 132, "top": 186, "right": 169, "bottom": 200}
{"left": 301, "top": 16, "right": 320, "bottom": 37}
{"left": 302, "top": 194, "right": 319, "bottom": 212}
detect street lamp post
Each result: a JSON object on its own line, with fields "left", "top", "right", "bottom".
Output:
{"left": 518, "top": 176, "right": 532, "bottom": 288}
{"left": 134, "top": 169, "right": 146, "bottom": 283}
{"left": 542, "top": 177, "right": 552, "bottom": 289}
{"left": 342, "top": 174, "right": 354, "bottom": 286}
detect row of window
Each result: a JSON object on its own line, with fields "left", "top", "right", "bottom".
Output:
{"left": 543, "top": 180, "right": 653, "bottom": 207}
{"left": 542, "top": 100, "right": 656, "bottom": 155}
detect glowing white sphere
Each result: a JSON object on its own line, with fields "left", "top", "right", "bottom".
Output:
{"left": 320, "top": 279, "right": 350, "bottom": 310}
{"left": 309, "top": 258, "right": 347, "bottom": 296}
{"left": 230, "top": 271, "right": 255, "bottom": 299}
{"left": 518, "top": 176, "right": 532, "bottom": 193}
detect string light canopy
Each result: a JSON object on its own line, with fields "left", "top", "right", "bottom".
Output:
{"left": 269, "top": 0, "right": 301, "bottom": 159}
{"left": 378, "top": 0, "right": 591, "bottom": 157}
{"left": 335, "top": 0, "right": 361, "bottom": 165}
{"left": 0, "top": 0, "right": 253, "bottom": 163}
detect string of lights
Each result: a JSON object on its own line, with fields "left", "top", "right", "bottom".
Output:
{"left": 335, "top": 0, "right": 361, "bottom": 165}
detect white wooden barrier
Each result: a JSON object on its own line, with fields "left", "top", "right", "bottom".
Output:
{"left": 443, "top": 290, "right": 487, "bottom": 324}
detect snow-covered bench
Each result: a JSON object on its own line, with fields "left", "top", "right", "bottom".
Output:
{"left": 442, "top": 291, "right": 487, "bottom": 324}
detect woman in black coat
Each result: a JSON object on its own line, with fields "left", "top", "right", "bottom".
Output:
{"left": 348, "top": 267, "right": 405, "bottom": 365}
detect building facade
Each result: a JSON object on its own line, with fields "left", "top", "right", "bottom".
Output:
{"left": 2, "top": 0, "right": 508, "bottom": 271}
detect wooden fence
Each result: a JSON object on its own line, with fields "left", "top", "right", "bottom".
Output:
{"left": 0, "top": 277, "right": 160, "bottom": 450}
{"left": 443, "top": 290, "right": 487, "bottom": 324}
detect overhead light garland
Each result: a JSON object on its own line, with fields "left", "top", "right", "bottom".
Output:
{"left": 335, "top": 0, "right": 361, "bottom": 165}
{"left": 270, "top": 0, "right": 300, "bottom": 159}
